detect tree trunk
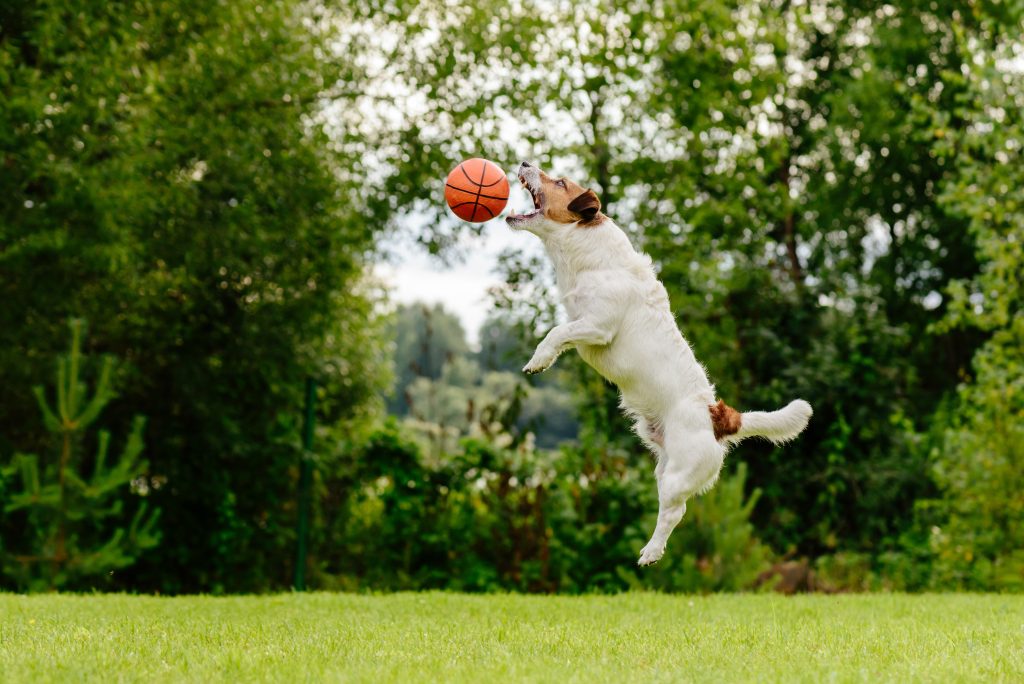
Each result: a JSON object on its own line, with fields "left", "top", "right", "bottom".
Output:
{"left": 777, "top": 158, "right": 804, "bottom": 289}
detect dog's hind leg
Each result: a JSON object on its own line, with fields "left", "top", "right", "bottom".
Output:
{"left": 638, "top": 493, "right": 686, "bottom": 567}
{"left": 638, "top": 423, "right": 724, "bottom": 566}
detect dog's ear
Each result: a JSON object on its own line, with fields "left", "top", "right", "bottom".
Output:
{"left": 567, "top": 189, "right": 601, "bottom": 223}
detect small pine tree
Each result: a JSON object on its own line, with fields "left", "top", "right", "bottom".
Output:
{"left": 1, "top": 319, "right": 160, "bottom": 591}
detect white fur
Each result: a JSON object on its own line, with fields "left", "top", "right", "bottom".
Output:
{"left": 512, "top": 162, "right": 812, "bottom": 566}
{"left": 726, "top": 400, "right": 814, "bottom": 446}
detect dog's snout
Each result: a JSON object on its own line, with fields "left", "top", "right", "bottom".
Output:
{"left": 517, "top": 161, "right": 537, "bottom": 185}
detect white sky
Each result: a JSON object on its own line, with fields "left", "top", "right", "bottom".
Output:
{"left": 374, "top": 181, "right": 540, "bottom": 348}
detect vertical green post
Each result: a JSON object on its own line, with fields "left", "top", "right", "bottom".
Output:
{"left": 294, "top": 376, "right": 316, "bottom": 591}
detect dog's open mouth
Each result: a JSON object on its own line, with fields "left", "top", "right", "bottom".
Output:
{"left": 506, "top": 174, "right": 543, "bottom": 224}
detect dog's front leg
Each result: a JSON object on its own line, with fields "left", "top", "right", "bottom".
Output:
{"left": 523, "top": 319, "right": 613, "bottom": 374}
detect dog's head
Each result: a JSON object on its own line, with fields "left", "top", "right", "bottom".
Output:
{"left": 506, "top": 161, "right": 603, "bottom": 235}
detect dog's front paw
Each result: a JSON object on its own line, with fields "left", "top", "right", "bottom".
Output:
{"left": 523, "top": 351, "right": 555, "bottom": 375}
{"left": 637, "top": 543, "right": 665, "bottom": 567}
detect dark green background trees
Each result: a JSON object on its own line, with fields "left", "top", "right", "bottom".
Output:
{"left": 1, "top": 0, "right": 386, "bottom": 592}
{"left": 337, "top": 0, "right": 1022, "bottom": 587}
{"left": 2, "top": 0, "right": 1021, "bottom": 592}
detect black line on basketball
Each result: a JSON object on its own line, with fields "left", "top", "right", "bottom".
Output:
{"left": 458, "top": 162, "right": 507, "bottom": 189}
{"left": 450, "top": 202, "right": 495, "bottom": 220}
{"left": 446, "top": 183, "right": 507, "bottom": 201}
{"left": 470, "top": 162, "right": 488, "bottom": 222}
{"left": 459, "top": 164, "right": 481, "bottom": 187}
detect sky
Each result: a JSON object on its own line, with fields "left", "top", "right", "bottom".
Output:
{"left": 374, "top": 180, "right": 540, "bottom": 348}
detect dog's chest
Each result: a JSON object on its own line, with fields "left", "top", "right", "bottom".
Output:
{"left": 560, "top": 290, "right": 587, "bottom": 320}
{"left": 558, "top": 273, "right": 628, "bottom": 320}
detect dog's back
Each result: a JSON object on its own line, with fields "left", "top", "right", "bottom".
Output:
{"left": 553, "top": 220, "right": 716, "bottom": 417}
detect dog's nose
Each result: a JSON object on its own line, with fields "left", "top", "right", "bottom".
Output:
{"left": 520, "top": 161, "right": 531, "bottom": 168}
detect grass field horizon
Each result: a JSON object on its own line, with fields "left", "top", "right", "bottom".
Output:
{"left": 2, "top": 592, "right": 1021, "bottom": 683}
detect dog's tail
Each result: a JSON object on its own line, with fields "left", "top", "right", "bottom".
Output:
{"left": 712, "top": 399, "right": 813, "bottom": 446}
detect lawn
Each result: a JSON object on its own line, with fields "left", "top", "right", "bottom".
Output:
{"left": 1, "top": 593, "right": 1021, "bottom": 683}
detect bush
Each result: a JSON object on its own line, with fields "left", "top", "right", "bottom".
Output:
{"left": 312, "top": 421, "right": 771, "bottom": 593}
{"left": 1, "top": 321, "right": 158, "bottom": 591}
{"left": 924, "top": 332, "right": 1024, "bottom": 592}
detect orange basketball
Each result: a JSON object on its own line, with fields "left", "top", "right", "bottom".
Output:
{"left": 444, "top": 158, "right": 509, "bottom": 222}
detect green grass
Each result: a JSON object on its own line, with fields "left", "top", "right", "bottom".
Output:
{"left": 1, "top": 593, "right": 1021, "bottom": 683}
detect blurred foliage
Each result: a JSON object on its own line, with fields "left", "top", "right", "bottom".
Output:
{"left": 920, "top": 40, "right": 1024, "bottom": 591}
{"left": 344, "top": 0, "right": 1023, "bottom": 584}
{"left": 0, "top": 0, "right": 388, "bottom": 592}
{"left": 1, "top": 0, "right": 1022, "bottom": 593}
{"left": 389, "top": 304, "right": 579, "bottom": 451}
{"left": 312, "top": 421, "right": 769, "bottom": 593}
{"left": 1, "top": 320, "right": 159, "bottom": 591}
{"left": 352, "top": 304, "right": 769, "bottom": 593}
{"left": 388, "top": 303, "right": 470, "bottom": 415}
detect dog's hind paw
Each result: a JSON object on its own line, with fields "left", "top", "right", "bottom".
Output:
{"left": 637, "top": 543, "right": 665, "bottom": 567}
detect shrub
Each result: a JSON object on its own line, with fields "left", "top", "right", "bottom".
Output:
{"left": 924, "top": 333, "right": 1024, "bottom": 592}
{"left": 1, "top": 320, "right": 158, "bottom": 591}
{"left": 312, "top": 422, "right": 771, "bottom": 593}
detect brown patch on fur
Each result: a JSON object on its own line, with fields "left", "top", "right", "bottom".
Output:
{"left": 709, "top": 399, "right": 742, "bottom": 441}
{"left": 533, "top": 170, "right": 604, "bottom": 225}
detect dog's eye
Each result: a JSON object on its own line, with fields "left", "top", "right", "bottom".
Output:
{"left": 556, "top": 179, "right": 566, "bottom": 189}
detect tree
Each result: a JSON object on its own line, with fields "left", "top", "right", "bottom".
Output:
{"left": 923, "top": 34, "right": 1024, "bottom": 590}
{"left": 1, "top": 320, "right": 159, "bottom": 591}
{"left": 337, "top": 0, "right": 1010, "bottom": 558}
{"left": 392, "top": 307, "right": 580, "bottom": 452}
{"left": 477, "top": 314, "right": 532, "bottom": 374}
{"left": 389, "top": 303, "right": 470, "bottom": 415}
{"left": 1, "top": 0, "right": 387, "bottom": 592}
